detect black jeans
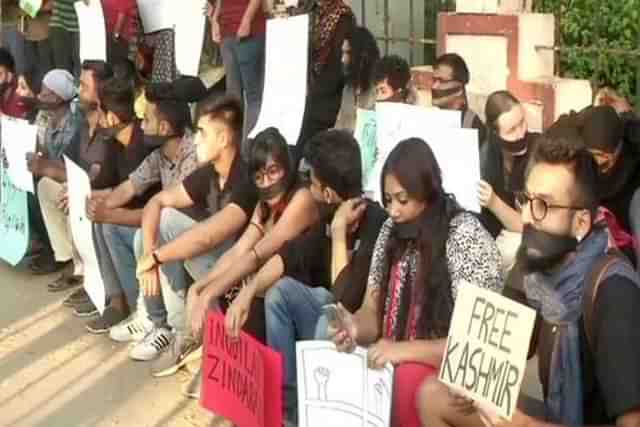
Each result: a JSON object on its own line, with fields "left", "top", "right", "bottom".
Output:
{"left": 24, "top": 38, "right": 54, "bottom": 93}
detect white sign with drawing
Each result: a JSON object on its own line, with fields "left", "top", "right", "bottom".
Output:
{"left": 297, "top": 341, "right": 393, "bottom": 427}
{"left": 370, "top": 103, "right": 481, "bottom": 212}
{"left": 1, "top": 116, "right": 37, "bottom": 193}
{"left": 136, "top": 0, "right": 172, "bottom": 33}
{"left": 174, "top": 0, "right": 207, "bottom": 77}
{"left": 64, "top": 156, "right": 106, "bottom": 315}
{"left": 75, "top": 0, "right": 107, "bottom": 62}
{"left": 439, "top": 282, "right": 536, "bottom": 420}
{"left": 250, "top": 14, "right": 309, "bottom": 145}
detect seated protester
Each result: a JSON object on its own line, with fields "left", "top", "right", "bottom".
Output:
{"left": 373, "top": 54, "right": 412, "bottom": 103}
{"left": 84, "top": 78, "right": 206, "bottom": 336}
{"left": 296, "top": 0, "right": 354, "bottom": 160}
{"left": 26, "top": 69, "right": 81, "bottom": 278}
{"left": 578, "top": 106, "right": 640, "bottom": 265}
{"left": 0, "top": 47, "right": 33, "bottom": 119}
{"left": 29, "top": 60, "right": 114, "bottom": 300}
{"left": 479, "top": 91, "right": 537, "bottom": 275}
{"left": 132, "top": 96, "right": 258, "bottom": 368}
{"left": 184, "top": 127, "right": 319, "bottom": 395}
{"left": 431, "top": 53, "right": 487, "bottom": 143}
{"left": 419, "top": 133, "right": 640, "bottom": 427}
{"left": 83, "top": 77, "right": 161, "bottom": 330}
{"left": 224, "top": 130, "right": 387, "bottom": 424}
{"left": 334, "top": 26, "right": 380, "bottom": 132}
{"left": 330, "top": 139, "right": 503, "bottom": 427}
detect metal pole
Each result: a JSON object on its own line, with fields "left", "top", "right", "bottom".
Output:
{"left": 409, "top": 0, "right": 415, "bottom": 66}
{"left": 383, "top": 0, "right": 389, "bottom": 55}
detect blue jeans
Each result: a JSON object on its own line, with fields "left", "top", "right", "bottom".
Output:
{"left": 265, "top": 277, "right": 334, "bottom": 423}
{"left": 134, "top": 208, "right": 231, "bottom": 334}
{"left": 93, "top": 223, "right": 139, "bottom": 309}
{"left": 221, "top": 35, "right": 265, "bottom": 152}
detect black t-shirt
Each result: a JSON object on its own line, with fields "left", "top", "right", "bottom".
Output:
{"left": 182, "top": 155, "right": 257, "bottom": 218}
{"left": 112, "top": 122, "right": 159, "bottom": 209}
{"left": 63, "top": 119, "right": 118, "bottom": 191}
{"left": 479, "top": 133, "right": 536, "bottom": 237}
{"left": 582, "top": 274, "right": 640, "bottom": 424}
{"left": 278, "top": 201, "right": 387, "bottom": 312}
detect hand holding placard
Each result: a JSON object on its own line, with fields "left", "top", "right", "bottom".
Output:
{"left": 439, "top": 282, "right": 536, "bottom": 420}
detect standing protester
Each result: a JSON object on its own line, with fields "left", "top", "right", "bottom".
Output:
{"left": 21, "top": 0, "right": 55, "bottom": 94}
{"left": 49, "top": 0, "right": 80, "bottom": 77}
{"left": 373, "top": 54, "right": 412, "bottom": 103}
{"left": 431, "top": 53, "right": 487, "bottom": 143}
{"left": 102, "top": 0, "right": 139, "bottom": 64}
{"left": 208, "top": 0, "right": 266, "bottom": 146}
{"left": 296, "top": 0, "right": 355, "bottom": 161}
{"left": 419, "top": 133, "right": 640, "bottom": 427}
{"left": 334, "top": 26, "right": 380, "bottom": 132}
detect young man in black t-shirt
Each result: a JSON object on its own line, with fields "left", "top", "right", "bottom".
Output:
{"left": 223, "top": 130, "right": 387, "bottom": 425}
{"left": 419, "top": 134, "right": 640, "bottom": 427}
{"left": 129, "top": 96, "right": 257, "bottom": 367}
{"left": 83, "top": 78, "right": 159, "bottom": 332}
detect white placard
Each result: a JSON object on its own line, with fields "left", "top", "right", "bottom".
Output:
{"left": 297, "top": 341, "right": 393, "bottom": 427}
{"left": 136, "top": 0, "right": 172, "bottom": 33}
{"left": 370, "top": 103, "right": 481, "bottom": 212}
{"left": 174, "top": 0, "right": 207, "bottom": 77}
{"left": 439, "top": 282, "right": 536, "bottom": 420}
{"left": 2, "top": 117, "right": 37, "bottom": 193}
{"left": 250, "top": 14, "right": 309, "bottom": 145}
{"left": 75, "top": 0, "right": 107, "bottom": 62}
{"left": 64, "top": 156, "right": 106, "bottom": 315}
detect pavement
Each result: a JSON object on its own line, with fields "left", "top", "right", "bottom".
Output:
{"left": 0, "top": 260, "right": 229, "bottom": 427}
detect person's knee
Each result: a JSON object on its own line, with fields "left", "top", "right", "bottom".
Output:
{"left": 265, "top": 279, "right": 288, "bottom": 311}
{"left": 417, "top": 376, "right": 447, "bottom": 419}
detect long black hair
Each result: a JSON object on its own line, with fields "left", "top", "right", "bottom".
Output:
{"left": 379, "top": 138, "right": 462, "bottom": 340}
{"left": 346, "top": 26, "right": 380, "bottom": 93}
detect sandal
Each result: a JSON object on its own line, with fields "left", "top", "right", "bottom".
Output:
{"left": 48, "top": 273, "right": 83, "bottom": 293}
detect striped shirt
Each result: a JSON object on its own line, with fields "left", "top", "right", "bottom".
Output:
{"left": 50, "top": 0, "right": 79, "bottom": 32}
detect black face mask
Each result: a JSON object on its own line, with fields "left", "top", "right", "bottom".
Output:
{"left": 0, "top": 81, "right": 10, "bottom": 96}
{"left": 257, "top": 179, "right": 289, "bottom": 202}
{"left": 520, "top": 224, "right": 578, "bottom": 272}
{"left": 498, "top": 134, "right": 528, "bottom": 155}
{"left": 392, "top": 218, "right": 421, "bottom": 240}
{"left": 431, "top": 85, "right": 463, "bottom": 101}
{"left": 143, "top": 134, "right": 171, "bottom": 149}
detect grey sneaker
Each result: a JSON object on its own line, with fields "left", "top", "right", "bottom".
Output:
{"left": 73, "top": 300, "right": 98, "bottom": 317}
{"left": 151, "top": 334, "right": 202, "bottom": 378}
{"left": 182, "top": 367, "right": 201, "bottom": 400}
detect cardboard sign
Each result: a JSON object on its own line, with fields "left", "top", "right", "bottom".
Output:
{"left": 250, "top": 14, "right": 309, "bottom": 145}
{"left": 296, "top": 341, "right": 394, "bottom": 427}
{"left": 439, "top": 282, "right": 536, "bottom": 419}
{"left": 353, "top": 109, "right": 378, "bottom": 194}
{"left": 2, "top": 116, "right": 37, "bottom": 193}
{"left": 19, "top": 0, "right": 43, "bottom": 18}
{"left": 202, "top": 311, "right": 283, "bottom": 427}
{"left": 0, "top": 147, "right": 30, "bottom": 266}
{"left": 64, "top": 156, "right": 106, "bottom": 314}
{"left": 136, "top": 0, "right": 172, "bottom": 33}
{"left": 75, "top": 0, "right": 107, "bottom": 62}
{"left": 174, "top": 0, "right": 207, "bottom": 77}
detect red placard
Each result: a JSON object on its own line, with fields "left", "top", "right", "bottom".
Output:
{"left": 201, "top": 311, "right": 283, "bottom": 427}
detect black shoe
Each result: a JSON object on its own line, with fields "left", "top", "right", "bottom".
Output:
{"left": 29, "top": 258, "right": 72, "bottom": 276}
{"left": 63, "top": 288, "right": 89, "bottom": 307}
{"left": 73, "top": 300, "right": 99, "bottom": 318}
{"left": 48, "top": 273, "right": 83, "bottom": 293}
{"left": 86, "top": 308, "right": 128, "bottom": 334}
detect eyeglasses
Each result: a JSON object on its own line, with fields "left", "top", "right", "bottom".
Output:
{"left": 254, "top": 164, "right": 284, "bottom": 183}
{"left": 515, "top": 192, "right": 586, "bottom": 222}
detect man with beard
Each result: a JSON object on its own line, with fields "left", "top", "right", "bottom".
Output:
{"left": 223, "top": 129, "right": 387, "bottom": 425}
{"left": 28, "top": 61, "right": 113, "bottom": 287}
{"left": 431, "top": 53, "right": 487, "bottom": 144}
{"left": 417, "top": 133, "right": 640, "bottom": 427}
{"left": 578, "top": 105, "right": 640, "bottom": 266}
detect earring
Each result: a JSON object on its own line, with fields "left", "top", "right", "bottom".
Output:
{"left": 576, "top": 235, "right": 583, "bottom": 243}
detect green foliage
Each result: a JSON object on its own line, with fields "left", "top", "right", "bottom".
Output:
{"left": 535, "top": 0, "right": 640, "bottom": 101}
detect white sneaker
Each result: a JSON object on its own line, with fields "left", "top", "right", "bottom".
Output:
{"left": 129, "top": 327, "right": 173, "bottom": 361}
{"left": 109, "top": 313, "right": 154, "bottom": 343}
